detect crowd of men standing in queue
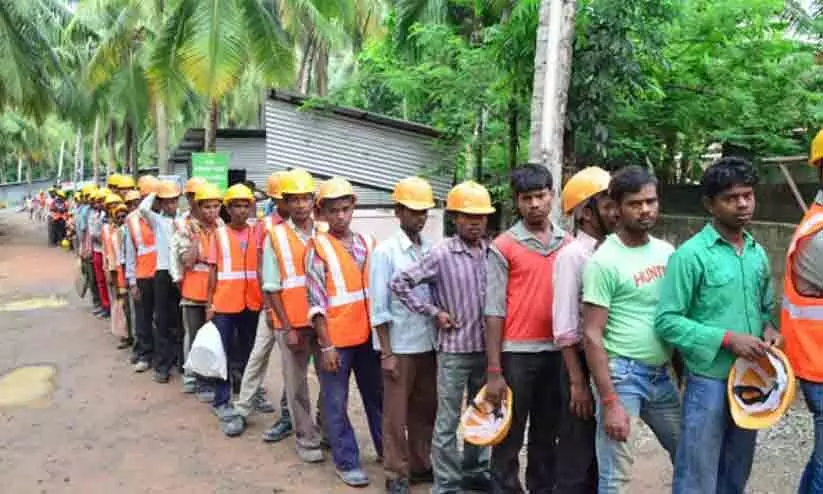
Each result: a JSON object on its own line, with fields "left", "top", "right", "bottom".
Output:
{"left": 62, "top": 134, "right": 823, "bottom": 494}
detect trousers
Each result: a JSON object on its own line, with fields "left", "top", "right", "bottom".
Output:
{"left": 92, "top": 251, "right": 110, "bottom": 311}
{"left": 211, "top": 310, "right": 259, "bottom": 407}
{"left": 132, "top": 277, "right": 155, "bottom": 364}
{"left": 152, "top": 270, "right": 181, "bottom": 375}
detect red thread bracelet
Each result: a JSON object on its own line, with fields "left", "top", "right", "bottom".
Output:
{"left": 487, "top": 367, "right": 502, "bottom": 374}
{"left": 601, "top": 394, "right": 619, "bottom": 408}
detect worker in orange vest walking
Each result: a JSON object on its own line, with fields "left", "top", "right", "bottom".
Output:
{"left": 784, "top": 129, "right": 823, "bottom": 493}
{"left": 306, "top": 177, "right": 382, "bottom": 487}
{"left": 170, "top": 182, "right": 223, "bottom": 400}
{"left": 205, "top": 184, "right": 264, "bottom": 431}
{"left": 125, "top": 175, "right": 160, "bottom": 373}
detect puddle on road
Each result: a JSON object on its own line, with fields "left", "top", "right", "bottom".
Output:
{"left": 0, "top": 296, "right": 67, "bottom": 312}
{"left": 0, "top": 365, "right": 57, "bottom": 408}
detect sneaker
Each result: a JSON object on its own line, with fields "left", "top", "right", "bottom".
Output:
{"left": 337, "top": 468, "right": 369, "bottom": 487}
{"left": 152, "top": 371, "right": 170, "bottom": 384}
{"left": 116, "top": 339, "right": 132, "bottom": 350}
{"left": 133, "top": 361, "right": 150, "bottom": 373}
{"left": 261, "top": 417, "right": 294, "bottom": 443}
{"left": 409, "top": 469, "right": 434, "bottom": 485}
{"left": 196, "top": 387, "right": 216, "bottom": 403}
{"left": 295, "top": 446, "right": 324, "bottom": 464}
{"left": 181, "top": 376, "right": 196, "bottom": 394}
{"left": 210, "top": 404, "right": 234, "bottom": 420}
{"left": 385, "top": 478, "right": 410, "bottom": 494}
{"left": 222, "top": 414, "right": 246, "bottom": 437}
{"left": 251, "top": 389, "right": 276, "bottom": 414}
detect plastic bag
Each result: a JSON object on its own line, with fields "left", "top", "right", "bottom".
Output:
{"left": 110, "top": 298, "right": 128, "bottom": 338}
{"left": 184, "top": 321, "right": 227, "bottom": 380}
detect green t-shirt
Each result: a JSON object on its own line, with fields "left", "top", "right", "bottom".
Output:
{"left": 582, "top": 234, "right": 674, "bottom": 366}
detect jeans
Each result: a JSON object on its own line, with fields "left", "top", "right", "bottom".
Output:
{"left": 673, "top": 374, "right": 756, "bottom": 494}
{"left": 133, "top": 277, "right": 155, "bottom": 364}
{"left": 491, "top": 351, "right": 563, "bottom": 494}
{"left": 211, "top": 310, "right": 259, "bottom": 407}
{"left": 433, "top": 352, "right": 490, "bottom": 494}
{"left": 596, "top": 357, "right": 680, "bottom": 494}
{"left": 556, "top": 349, "right": 598, "bottom": 494}
{"left": 800, "top": 380, "right": 823, "bottom": 494}
{"left": 320, "top": 341, "right": 383, "bottom": 472}
{"left": 153, "top": 270, "right": 181, "bottom": 375}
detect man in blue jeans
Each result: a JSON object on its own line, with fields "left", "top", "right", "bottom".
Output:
{"left": 656, "top": 158, "right": 779, "bottom": 494}
{"left": 581, "top": 166, "right": 680, "bottom": 494}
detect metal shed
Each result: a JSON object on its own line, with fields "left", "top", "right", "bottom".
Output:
{"left": 168, "top": 128, "right": 266, "bottom": 180}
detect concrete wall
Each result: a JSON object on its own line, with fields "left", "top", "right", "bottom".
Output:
{"left": 654, "top": 214, "right": 796, "bottom": 300}
{"left": 353, "top": 208, "right": 445, "bottom": 244}
{"left": 0, "top": 179, "right": 54, "bottom": 207}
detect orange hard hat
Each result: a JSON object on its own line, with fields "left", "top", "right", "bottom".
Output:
{"left": 266, "top": 171, "right": 288, "bottom": 199}
{"left": 393, "top": 176, "right": 435, "bottom": 210}
{"left": 460, "top": 385, "right": 513, "bottom": 447}
{"left": 184, "top": 177, "right": 208, "bottom": 194}
{"left": 561, "top": 166, "right": 611, "bottom": 214}
{"left": 728, "top": 347, "right": 796, "bottom": 430}
{"left": 317, "top": 177, "right": 355, "bottom": 202}
{"left": 123, "top": 190, "right": 141, "bottom": 203}
{"left": 156, "top": 181, "right": 181, "bottom": 199}
{"left": 137, "top": 175, "right": 160, "bottom": 196}
{"left": 446, "top": 181, "right": 495, "bottom": 215}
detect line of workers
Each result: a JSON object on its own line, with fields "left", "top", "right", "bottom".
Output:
{"left": 67, "top": 143, "right": 823, "bottom": 494}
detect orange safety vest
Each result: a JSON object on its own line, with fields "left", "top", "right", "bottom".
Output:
{"left": 311, "top": 232, "right": 374, "bottom": 348}
{"left": 782, "top": 202, "right": 823, "bottom": 382}
{"left": 111, "top": 226, "right": 126, "bottom": 289}
{"left": 181, "top": 229, "right": 212, "bottom": 303}
{"left": 102, "top": 223, "right": 114, "bottom": 271}
{"left": 213, "top": 224, "right": 262, "bottom": 314}
{"left": 266, "top": 219, "right": 310, "bottom": 328}
{"left": 493, "top": 232, "right": 570, "bottom": 343}
{"left": 127, "top": 214, "right": 157, "bottom": 280}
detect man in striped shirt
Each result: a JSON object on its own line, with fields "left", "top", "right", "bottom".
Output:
{"left": 392, "top": 181, "right": 496, "bottom": 494}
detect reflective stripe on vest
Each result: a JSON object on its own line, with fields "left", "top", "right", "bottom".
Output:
{"left": 215, "top": 226, "right": 258, "bottom": 281}
{"left": 314, "top": 234, "right": 368, "bottom": 307}
{"left": 129, "top": 215, "right": 157, "bottom": 256}
{"left": 273, "top": 224, "right": 307, "bottom": 289}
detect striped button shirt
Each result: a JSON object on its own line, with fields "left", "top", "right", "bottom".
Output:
{"left": 391, "top": 236, "right": 488, "bottom": 354}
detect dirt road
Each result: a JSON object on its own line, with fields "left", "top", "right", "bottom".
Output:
{"left": 0, "top": 210, "right": 809, "bottom": 493}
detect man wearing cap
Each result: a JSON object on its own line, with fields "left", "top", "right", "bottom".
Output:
{"left": 369, "top": 177, "right": 438, "bottom": 493}
{"left": 581, "top": 167, "right": 680, "bottom": 493}
{"left": 138, "top": 181, "right": 183, "bottom": 384}
{"left": 655, "top": 157, "right": 778, "bottom": 494}
{"left": 777, "top": 130, "right": 823, "bottom": 492}
{"left": 483, "top": 164, "right": 569, "bottom": 493}
{"left": 206, "top": 184, "right": 265, "bottom": 432}
{"left": 392, "top": 180, "right": 495, "bottom": 494}
{"left": 306, "top": 177, "right": 382, "bottom": 487}
{"left": 552, "top": 166, "right": 618, "bottom": 493}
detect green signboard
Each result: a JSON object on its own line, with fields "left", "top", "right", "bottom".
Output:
{"left": 191, "top": 152, "right": 230, "bottom": 191}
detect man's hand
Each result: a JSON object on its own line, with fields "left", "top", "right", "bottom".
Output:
{"left": 763, "top": 327, "right": 784, "bottom": 348}
{"left": 484, "top": 372, "right": 508, "bottom": 408}
{"left": 570, "top": 382, "right": 594, "bottom": 419}
{"left": 727, "top": 332, "right": 768, "bottom": 360}
{"left": 604, "top": 401, "right": 630, "bottom": 442}
{"left": 321, "top": 348, "right": 341, "bottom": 373}
{"left": 265, "top": 312, "right": 275, "bottom": 330}
{"left": 205, "top": 305, "right": 215, "bottom": 321}
{"left": 286, "top": 328, "right": 301, "bottom": 350}
{"left": 434, "top": 311, "right": 458, "bottom": 331}
{"left": 381, "top": 354, "right": 399, "bottom": 380}
{"left": 129, "top": 285, "right": 140, "bottom": 301}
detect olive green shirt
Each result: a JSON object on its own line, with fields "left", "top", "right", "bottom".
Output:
{"left": 655, "top": 223, "right": 775, "bottom": 379}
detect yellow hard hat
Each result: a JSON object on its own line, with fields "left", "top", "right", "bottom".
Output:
{"left": 55, "top": 190, "right": 67, "bottom": 199}
{"left": 728, "top": 347, "right": 796, "bottom": 430}
{"left": 561, "top": 166, "right": 611, "bottom": 214}
{"left": 137, "top": 175, "right": 160, "bottom": 196}
{"left": 156, "top": 181, "right": 181, "bottom": 199}
{"left": 107, "top": 174, "right": 122, "bottom": 187}
{"left": 460, "top": 385, "right": 513, "bottom": 447}
{"left": 112, "top": 203, "right": 128, "bottom": 216}
{"left": 811, "top": 129, "right": 823, "bottom": 167}
{"left": 184, "top": 177, "right": 208, "bottom": 194}
{"left": 119, "top": 175, "right": 135, "bottom": 189}
{"left": 266, "top": 171, "right": 287, "bottom": 199}
{"left": 104, "top": 194, "right": 124, "bottom": 208}
{"left": 123, "top": 190, "right": 141, "bottom": 203}
{"left": 81, "top": 183, "right": 97, "bottom": 195}
{"left": 317, "top": 177, "right": 355, "bottom": 202}
{"left": 94, "top": 188, "right": 112, "bottom": 201}
{"left": 393, "top": 176, "right": 435, "bottom": 210}
{"left": 195, "top": 183, "right": 223, "bottom": 202}
{"left": 223, "top": 183, "right": 255, "bottom": 205}
{"left": 280, "top": 168, "right": 316, "bottom": 196}
{"left": 446, "top": 181, "right": 495, "bottom": 215}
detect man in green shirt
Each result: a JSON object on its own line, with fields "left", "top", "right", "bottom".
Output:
{"left": 655, "top": 157, "right": 781, "bottom": 494}
{"left": 581, "top": 166, "right": 681, "bottom": 493}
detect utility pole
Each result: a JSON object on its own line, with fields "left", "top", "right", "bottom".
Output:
{"left": 528, "top": 0, "right": 577, "bottom": 221}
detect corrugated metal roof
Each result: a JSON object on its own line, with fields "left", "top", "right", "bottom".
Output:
{"left": 265, "top": 96, "right": 451, "bottom": 200}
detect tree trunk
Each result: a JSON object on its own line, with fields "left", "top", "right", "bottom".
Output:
{"left": 528, "top": 0, "right": 577, "bottom": 221}
{"left": 123, "top": 119, "right": 133, "bottom": 174}
{"left": 156, "top": 99, "right": 170, "bottom": 175}
{"left": 204, "top": 100, "right": 219, "bottom": 152}
{"left": 508, "top": 98, "right": 519, "bottom": 170}
{"left": 315, "top": 43, "right": 329, "bottom": 96}
{"left": 57, "top": 140, "right": 65, "bottom": 181}
{"left": 92, "top": 115, "right": 102, "bottom": 182}
{"left": 17, "top": 155, "right": 22, "bottom": 182}
{"left": 297, "top": 35, "right": 316, "bottom": 94}
{"left": 26, "top": 160, "right": 32, "bottom": 184}
{"left": 108, "top": 118, "right": 117, "bottom": 172}
{"left": 74, "top": 128, "right": 83, "bottom": 182}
